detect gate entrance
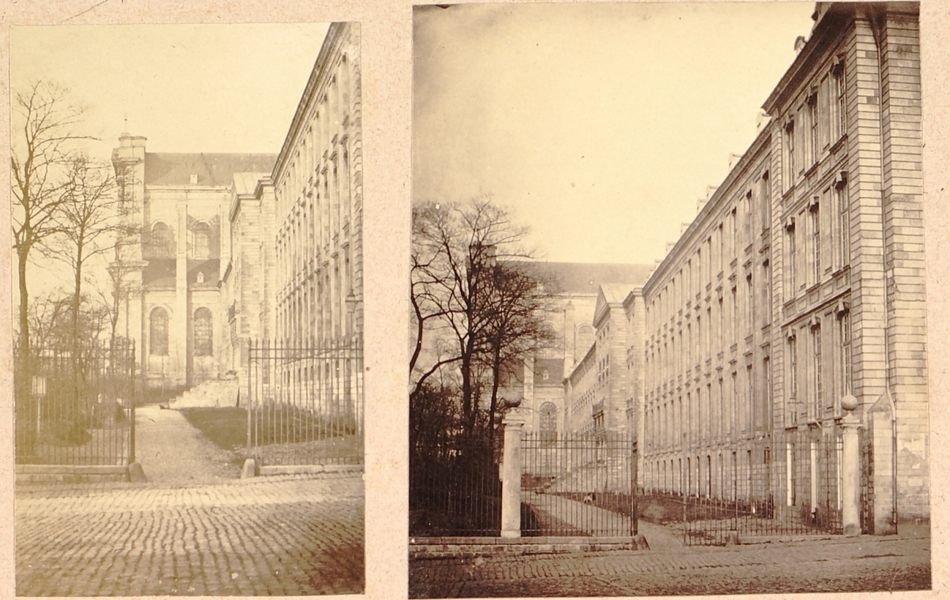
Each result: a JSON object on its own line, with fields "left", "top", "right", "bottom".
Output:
{"left": 246, "top": 339, "right": 363, "bottom": 467}
{"left": 521, "top": 432, "right": 637, "bottom": 537}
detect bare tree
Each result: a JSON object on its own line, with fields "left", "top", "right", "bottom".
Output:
{"left": 479, "top": 262, "right": 556, "bottom": 445}
{"left": 410, "top": 198, "right": 554, "bottom": 436}
{"left": 47, "top": 156, "right": 122, "bottom": 357}
{"left": 11, "top": 81, "right": 89, "bottom": 356}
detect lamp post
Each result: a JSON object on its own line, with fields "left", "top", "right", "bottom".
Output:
{"left": 32, "top": 375, "right": 47, "bottom": 441}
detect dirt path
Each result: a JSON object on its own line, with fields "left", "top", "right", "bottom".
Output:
{"left": 134, "top": 404, "right": 241, "bottom": 485}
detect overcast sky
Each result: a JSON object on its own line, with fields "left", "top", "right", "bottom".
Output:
{"left": 10, "top": 23, "right": 330, "bottom": 297}
{"left": 413, "top": 2, "right": 816, "bottom": 266}
{"left": 10, "top": 23, "right": 330, "bottom": 158}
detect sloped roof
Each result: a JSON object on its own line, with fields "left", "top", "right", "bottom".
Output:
{"left": 528, "top": 262, "right": 653, "bottom": 295}
{"left": 145, "top": 153, "right": 277, "bottom": 187}
{"left": 600, "top": 282, "right": 640, "bottom": 304}
{"left": 231, "top": 172, "right": 270, "bottom": 196}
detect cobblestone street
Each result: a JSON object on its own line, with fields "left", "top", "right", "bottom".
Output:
{"left": 16, "top": 474, "right": 364, "bottom": 596}
{"left": 15, "top": 406, "right": 364, "bottom": 596}
{"left": 410, "top": 524, "right": 931, "bottom": 597}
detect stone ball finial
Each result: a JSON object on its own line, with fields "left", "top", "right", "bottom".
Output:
{"left": 841, "top": 393, "right": 858, "bottom": 413}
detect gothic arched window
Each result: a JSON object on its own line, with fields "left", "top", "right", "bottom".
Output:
{"left": 150, "top": 308, "right": 169, "bottom": 356}
{"left": 194, "top": 307, "right": 213, "bottom": 356}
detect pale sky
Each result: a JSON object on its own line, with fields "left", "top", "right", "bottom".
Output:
{"left": 10, "top": 22, "right": 330, "bottom": 297}
{"left": 413, "top": 2, "right": 817, "bottom": 266}
{"left": 10, "top": 23, "right": 330, "bottom": 157}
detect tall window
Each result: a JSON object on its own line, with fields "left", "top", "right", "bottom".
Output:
{"left": 811, "top": 201, "right": 821, "bottom": 284}
{"left": 150, "top": 222, "right": 174, "bottom": 258}
{"left": 787, "top": 221, "right": 797, "bottom": 296}
{"left": 746, "top": 274, "right": 754, "bottom": 332}
{"left": 760, "top": 171, "right": 771, "bottom": 232}
{"left": 788, "top": 333, "right": 798, "bottom": 414}
{"left": 763, "top": 355, "right": 771, "bottom": 431}
{"left": 832, "top": 56, "right": 847, "bottom": 140}
{"left": 193, "top": 222, "right": 212, "bottom": 259}
{"left": 784, "top": 120, "right": 796, "bottom": 190}
{"left": 149, "top": 308, "right": 169, "bottom": 356}
{"left": 539, "top": 402, "right": 557, "bottom": 442}
{"left": 808, "top": 91, "right": 819, "bottom": 166}
{"left": 812, "top": 322, "right": 822, "bottom": 419}
{"left": 839, "top": 309, "right": 852, "bottom": 396}
{"left": 837, "top": 179, "right": 850, "bottom": 268}
{"left": 194, "top": 307, "right": 213, "bottom": 356}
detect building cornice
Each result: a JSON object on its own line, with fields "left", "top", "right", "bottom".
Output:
{"left": 272, "top": 22, "right": 351, "bottom": 183}
{"left": 644, "top": 125, "right": 770, "bottom": 298}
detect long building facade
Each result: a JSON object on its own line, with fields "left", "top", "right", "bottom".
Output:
{"left": 641, "top": 2, "right": 926, "bottom": 530}
{"left": 273, "top": 22, "right": 363, "bottom": 347}
{"left": 111, "top": 23, "right": 362, "bottom": 413}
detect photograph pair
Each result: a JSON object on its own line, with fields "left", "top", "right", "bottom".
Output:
{"left": 6, "top": 1, "right": 935, "bottom": 598}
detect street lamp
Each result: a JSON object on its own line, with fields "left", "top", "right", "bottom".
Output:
{"left": 32, "top": 375, "right": 46, "bottom": 440}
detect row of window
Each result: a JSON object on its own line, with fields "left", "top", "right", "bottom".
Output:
{"left": 645, "top": 437, "right": 842, "bottom": 510}
{"left": 782, "top": 55, "right": 847, "bottom": 192}
{"left": 146, "top": 221, "right": 216, "bottom": 260}
{"left": 148, "top": 307, "right": 213, "bottom": 357}
{"left": 786, "top": 306, "right": 852, "bottom": 425}
{"left": 645, "top": 355, "right": 771, "bottom": 454}
{"left": 783, "top": 173, "right": 850, "bottom": 299}
{"left": 647, "top": 165, "right": 770, "bottom": 334}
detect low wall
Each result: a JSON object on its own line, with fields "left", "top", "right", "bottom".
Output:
{"left": 409, "top": 536, "right": 637, "bottom": 559}
{"left": 16, "top": 464, "right": 129, "bottom": 484}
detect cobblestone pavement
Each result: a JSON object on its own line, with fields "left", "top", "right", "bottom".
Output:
{"left": 410, "top": 524, "right": 931, "bottom": 597}
{"left": 16, "top": 473, "right": 364, "bottom": 596}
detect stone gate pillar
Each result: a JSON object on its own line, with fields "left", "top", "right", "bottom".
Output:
{"left": 840, "top": 394, "right": 862, "bottom": 536}
{"left": 501, "top": 414, "right": 525, "bottom": 538}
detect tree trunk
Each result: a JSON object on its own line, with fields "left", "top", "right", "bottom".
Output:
{"left": 18, "top": 246, "right": 31, "bottom": 354}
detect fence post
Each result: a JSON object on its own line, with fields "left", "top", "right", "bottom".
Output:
{"left": 631, "top": 440, "right": 638, "bottom": 537}
{"left": 501, "top": 414, "right": 525, "bottom": 538}
{"left": 840, "top": 394, "right": 862, "bottom": 536}
{"left": 129, "top": 344, "right": 136, "bottom": 465}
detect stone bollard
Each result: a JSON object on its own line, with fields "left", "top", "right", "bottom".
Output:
{"left": 840, "top": 394, "right": 862, "bottom": 536}
{"left": 500, "top": 414, "right": 525, "bottom": 538}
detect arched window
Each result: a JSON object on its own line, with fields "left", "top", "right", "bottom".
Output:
{"left": 150, "top": 222, "right": 174, "bottom": 258}
{"left": 193, "top": 222, "right": 212, "bottom": 259}
{"left": 539, "top": 402, "right": 557, "bottom": 432}
{"left": 149, "top": 308, "right": 169, "bottom": 356}
{"left": 194, "top": 307, "right": 213, "bottom": 356}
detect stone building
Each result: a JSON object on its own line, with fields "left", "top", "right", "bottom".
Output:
{"left": 111, "top": 22, "right": 363, "bottom": 403}
{"left": 563, "top": 283, "right": 643, "bottom": 438}
{"left": 641, "top": 2, "right": 926, "bottom": 529}
{"left": 273, "top": 22, "right": 363, "bottom": 346}
{"left": 510, "top": 262, "right": 651, "bottom": 436}
{"left": 111, "top": 139, "right": 275, "bottom": 389}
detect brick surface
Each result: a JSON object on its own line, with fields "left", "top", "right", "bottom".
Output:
{"left": 16, "top": 473, "right": 364, "bottom": 596}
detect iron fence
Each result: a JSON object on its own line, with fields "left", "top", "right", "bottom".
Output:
{"left": 521, "top": 432, "right": 637, "bottom": 537}
{"left": 14, "top": 339, "right": 136, "bottom": 466}
{"left": 246, "top": 338, "right": 363, "bottom": 466}
{"left": 641, "top": 425, "right": 845, "bottom": 546}
{"left": 409, "top": 431, "right": 501, "bottom": 537}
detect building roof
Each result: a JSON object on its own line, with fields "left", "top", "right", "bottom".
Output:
{"left": 599, "top": 282, "right": 640, "bottom": 304}
{"left": 144, "top": 153, "right": 277, "bottom": 187}
{"left": 529, "top": 262, "right": 653, "bottom": 295}
{"left": 231, "top": 172, "right": 271, "bottom": 196}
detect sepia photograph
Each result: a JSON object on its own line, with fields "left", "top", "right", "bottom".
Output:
{"left": 10, "top": 22, "right": 365, "bottom": 595}
{"left": 409, "top": 2, "right": 931, "bottom": 597}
